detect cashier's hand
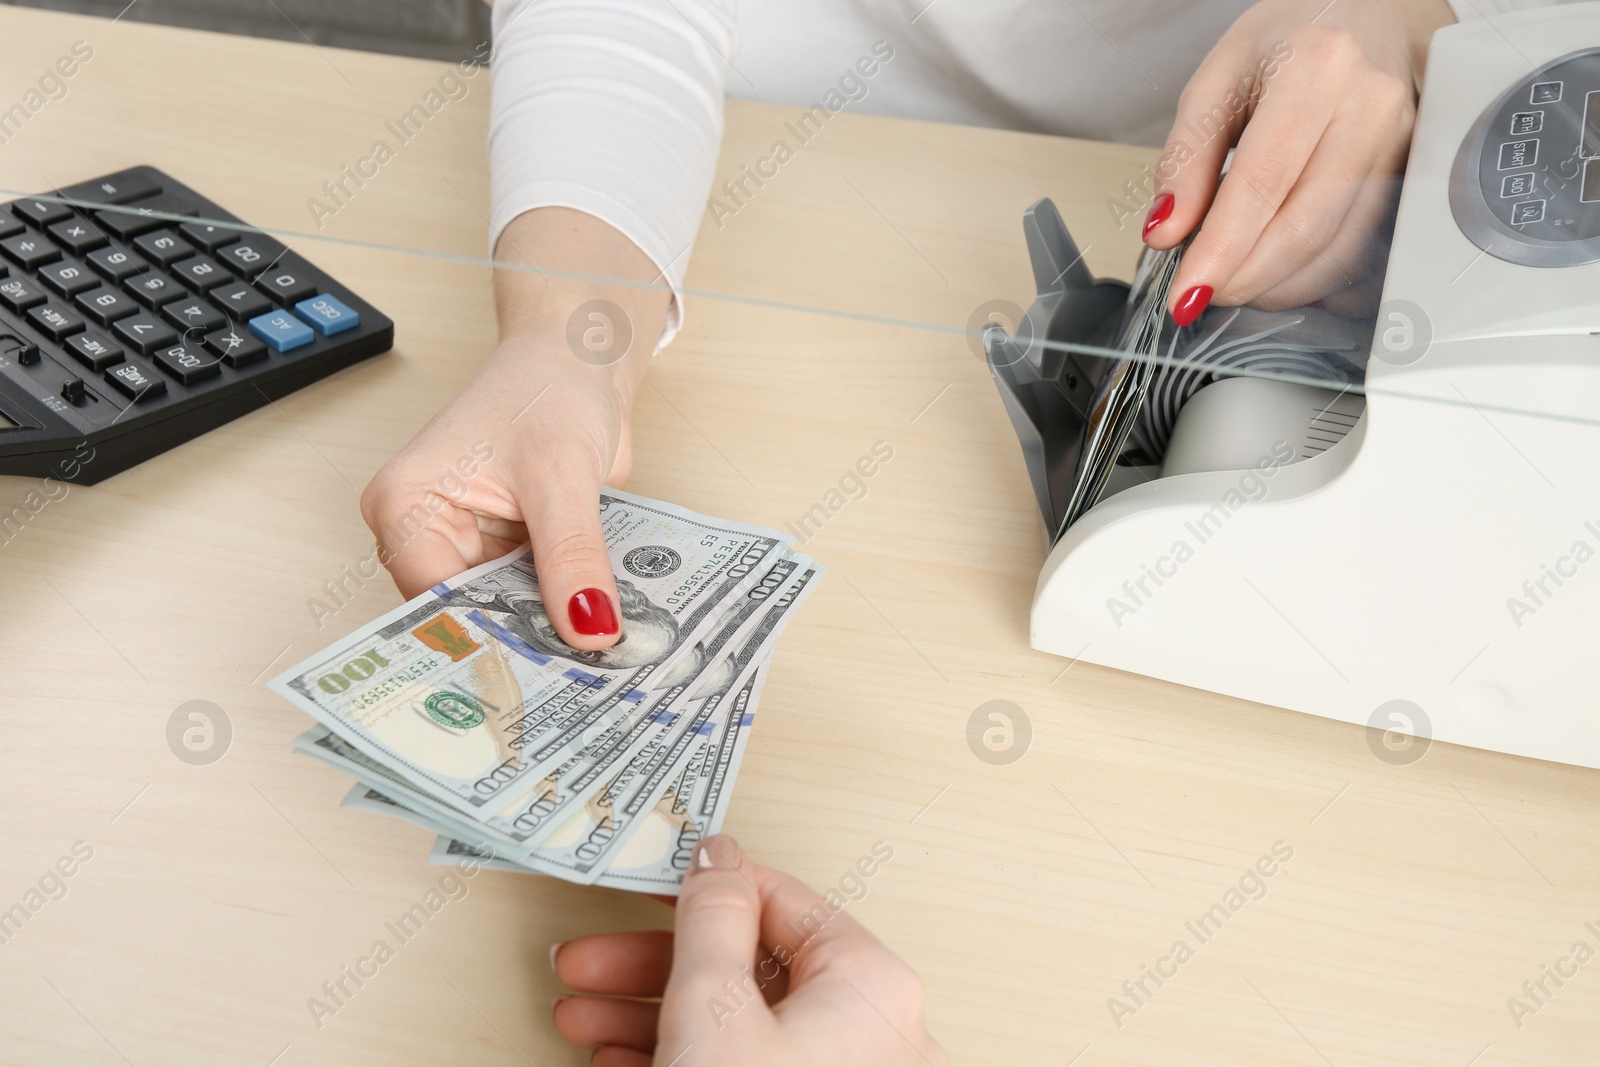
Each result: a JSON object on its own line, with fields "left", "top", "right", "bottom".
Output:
{"left": 360, "top": 208, "right": 670, "bottom": 651}
{"left": 549, "top": 836, "right": 948, "bottom": 1067}
{"left": 1143, "top": 0, "right": 1455, "bottom": 321}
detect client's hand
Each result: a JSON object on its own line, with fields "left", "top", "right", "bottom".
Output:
{"left": 360, "top": 208, "right": 670, "bottom": 651}
{"left": 549, "top": 835, "right": 947, "bottom": 1066}
{"left": 1144, "top": 0, "right": 1456, "bottom": 321}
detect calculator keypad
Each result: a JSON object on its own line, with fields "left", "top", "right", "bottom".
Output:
{"left": 0, "top": 167, "right": 384, "bottom": 470}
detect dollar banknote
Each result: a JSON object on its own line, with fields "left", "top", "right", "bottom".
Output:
{"left": 418, "top": 666, "right": 775, "bottom": 894}
{"left": 316, "top": 560, "right": 814, "bottom": 875}
{"left": 592, "top": 666, "right": 770, "bottom": 893}
{"left": 421, "top": 667, "right": 771, "bottom": 895}
{"left": 294, "top": 551, "right": 809, "bottom": 855}
{"left": 274, "top": 490, "right": 822, "bottom": 891}
{"left": 514, "top": 565, "right": 819, "bottom": 883}
{"left": 271, "top": 489, "right": 790, "bottom": 821}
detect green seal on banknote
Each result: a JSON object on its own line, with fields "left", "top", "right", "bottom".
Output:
{"left": 423, "top": 691, "right": 486, "bottom": 731}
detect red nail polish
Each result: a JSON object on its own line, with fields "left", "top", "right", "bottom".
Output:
{"left": 1172, "top": 285, "right": 1213, "bottom": 327}
{"left": 568, "top": 588, "right": 618, "bottom": 636}
{"left": 1142, "top": 193, "right": 1174, "bottom": 240}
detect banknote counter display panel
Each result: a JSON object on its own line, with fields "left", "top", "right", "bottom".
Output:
{"left": 1451, "top": 48, "right": 1600, "bottom": 264}
{"left": 0, "top": 166, "right": 393, "bottom": 483}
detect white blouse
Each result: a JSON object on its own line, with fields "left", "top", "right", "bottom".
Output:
{"left": 486, "top": 0, "right": 1565, "bottom": 337}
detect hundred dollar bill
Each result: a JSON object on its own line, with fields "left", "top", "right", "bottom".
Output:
{"left": 482, "top": 556, "right": 813, "bottom": 853}
{"left": 420, "top": 761, "right": 704, "bottom": 894}
{"left": 421, "top": 666, "right": 773, "bottom": 895}
{"left": 297, "top": 555, "right": 810, "bottom": 857}
{"left": 270, "top": 490, "right": 791, "bottom": 820}
{"left": 517, "top": 565, "right": 821, "bottom": 884}
{"left": 592, "top": 665, "right": 770, "bottom": 893}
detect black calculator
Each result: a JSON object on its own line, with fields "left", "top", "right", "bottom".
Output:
{"left": 0, "top": 166, "right": 393, "bottom": 483}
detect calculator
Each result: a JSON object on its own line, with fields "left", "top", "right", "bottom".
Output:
{"left": 0, "top": 166, "right": 393, "bottom": 484}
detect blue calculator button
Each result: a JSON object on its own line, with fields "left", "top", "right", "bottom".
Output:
{"left": 248, "top": 309, "right": 314, "bottom": 352}
{"left": 294, "top": 293, "right": 360, "bottom": 336}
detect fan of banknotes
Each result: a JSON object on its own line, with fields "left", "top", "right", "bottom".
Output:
{"left": 270, "top": 490, "right": 822, "bottom": 895}
{"left": 1055, "top": 239, "right": 1183, "bottom": 537}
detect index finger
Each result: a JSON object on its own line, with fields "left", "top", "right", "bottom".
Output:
{"left": 1144, "top": 40, "right": 1255, "bottom": 249}
{"left": 1168, "top": 62, "right": 1342, "bottom": 315}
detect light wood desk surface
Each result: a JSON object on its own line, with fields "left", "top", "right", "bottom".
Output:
{"left": 2, "top": 9, "right": 1597, "bottom": 1066}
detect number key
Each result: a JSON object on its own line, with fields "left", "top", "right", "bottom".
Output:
{"left": 87, "top": 245, "right": 148, "bottom": 282}
{"left": 113, "top": 311, "right": 179, "bottom": 355}
{"left": 74, "top": 285, "right": 140, "bottom": 327}
{"left": 218, "top": 239, "right": 283, "bottom": 277}
{"left": 160, "top": 297, "right": 227, "bottom": 334}
{"left": 152, "top": 340, "right": 221, "bottom": 385}
{"left": 126, "top": 271, "right": 184, "bottom": 308}
{"left": 210, "top": 282, "right": 271, "bottom": 322}
{"left": 39, "top": 258, "right": 99, "bottom": 298}
{"left": 257, "top": 269, "right": 317, "bottom": 305}
{"left": 171, "top": 255, "right": 231, "bottom": 292}
{"left": 133, "top": 229, "right": 195, "bottom": 267}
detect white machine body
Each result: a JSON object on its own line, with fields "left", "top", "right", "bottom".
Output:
{"left": 1033, "top": 6, "right": 1600, "bottom": 766}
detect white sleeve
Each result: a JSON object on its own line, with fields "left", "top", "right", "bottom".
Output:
{"left": 1447, "top": 0, "right": 1571, "bottom": 20}
{"left": 487, "top": 0, "right": 737, "bottom": 345}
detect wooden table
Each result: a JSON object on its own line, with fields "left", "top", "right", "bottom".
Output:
{"left": 2, "top": 9, "right": 1596, "bottom": 1065}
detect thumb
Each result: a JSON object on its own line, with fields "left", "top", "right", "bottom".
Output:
{"left": 516, "top": 458, "right": 622, "bottom": 652}
{"left": 663, "top": 836, "right": 769, "bottom": 1015}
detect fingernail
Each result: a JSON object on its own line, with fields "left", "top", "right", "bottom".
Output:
{"left": 551, "top": 994, "right": 570, "bottom": 1013}
{"left": 1142, "top": 193, "right": 1174, "bottom": 240}
{"left": 549, "top": 941, "right": 567, "bottom": 973}
{"left": 568, "top": 588, "right": 618, "bottom": 636}
{"left": 1172, "top": 285, "right": 1213, "bottom": 327}
{"left": 693, "top": 835, "right": 741, "bottom": 872}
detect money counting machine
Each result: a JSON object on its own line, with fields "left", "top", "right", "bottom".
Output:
{"left": 986, "top": 5, "right": 1600, "bottom": 769}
